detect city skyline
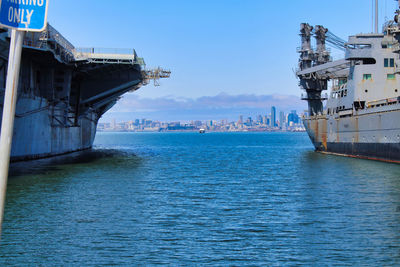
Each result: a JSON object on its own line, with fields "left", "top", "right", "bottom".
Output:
{"left": 98, "top": 107, "right": 304, "bottom": 132}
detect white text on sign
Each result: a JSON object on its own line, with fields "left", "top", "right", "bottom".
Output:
{"left": 6, "top": 0, "right": 45, "bottom": 28}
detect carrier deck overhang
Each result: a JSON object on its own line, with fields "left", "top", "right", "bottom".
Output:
{"left": 71, "top": 50, "right": 144, "bottom": 118}
{"left": 0, "top": 23, "right": 170, "bottom": 161}
{"left": 22, "top": 23, "right": 145, "bottom": 119}
{"left": 0, "top": 24, "right": 155, "bottom": 161}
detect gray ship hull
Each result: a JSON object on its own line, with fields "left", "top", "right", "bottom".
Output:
{"left": 0, "top": 25, "right": 145, "bottom": 162}
{"left": 8, "top": 96, "right": 97, "bottom": 161}
{"left": 304, "top": 103, "right": 400, "bottom": 163}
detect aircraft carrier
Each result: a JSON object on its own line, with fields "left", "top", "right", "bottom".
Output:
{"left": 297, "top": 0, "right": 400, "bottom": 163}
{"left": 0, "top": 24, "right": 169, "bottom": 161}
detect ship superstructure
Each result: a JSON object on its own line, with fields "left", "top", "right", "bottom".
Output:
{"left": 297, "top": 1, "right": 400, "bottom": 163}
{"left": 0, "top": 24, "right": 169, "bottom": 161}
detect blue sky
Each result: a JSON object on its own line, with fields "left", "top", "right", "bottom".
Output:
{"left": 47, "top": 0, "right": 398, "bottom": 121}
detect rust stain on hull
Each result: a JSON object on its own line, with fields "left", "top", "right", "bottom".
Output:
{"left": 354, "top": 117, "right": 359, "bottom": 143}
{"left": 336, "top": 118, "right": 340, "bottom": 143}
{"left": 308, "top": 117, "right": 328, "bottom": 151}
{"left": 321, "top": 118, "right": 327, "bottom": 150}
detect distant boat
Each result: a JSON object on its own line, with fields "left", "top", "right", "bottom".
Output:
{"left": 199, "top": 128, "right": 206, "bottom": 133}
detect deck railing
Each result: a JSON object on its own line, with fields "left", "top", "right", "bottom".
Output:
{"left": 74, "top": 48, "right": 136, "bottom": 55}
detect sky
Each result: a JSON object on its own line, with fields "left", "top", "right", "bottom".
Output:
{"left": 46, "top": 0, "right": 398, "bottom": 121}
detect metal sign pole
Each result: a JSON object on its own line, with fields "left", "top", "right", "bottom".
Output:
{"left": 0, "top": 29, "right": 25, "bottom": 235}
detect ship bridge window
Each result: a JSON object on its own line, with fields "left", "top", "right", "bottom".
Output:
{"left": 362, "top": 58, "right": 376, "bottom": 65}
{"left": 382, "top": 43, "right": 393, "bottom": 48}
{"left": 347, "top": 44, "right": 372, "bottom": 49}
{"left": 363, "top": 74, "right": 372, "bottom": 80}
{"left": 384, "top": 58, "right": 395, "bottom": 67}
{"left": 352, "top": 58, "right": 376, "bottom": 65}
{"left": 387, "top": 74, "right": 396, "bottom": 80}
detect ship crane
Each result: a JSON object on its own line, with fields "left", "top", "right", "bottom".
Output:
{"left": 142, "top": 67, "right": 171, "bottom": 86}
{"left": 298, "top": 25, "right": 349, "bottom": 78}
{"left": 297, "top": 23, "right": 349, "bottom": 116}
{"left": 325, "top": 31, "right": 347, "bottom": 52}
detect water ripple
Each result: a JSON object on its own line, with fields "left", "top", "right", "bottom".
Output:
{"left": 0, "top": 132, "right": 399, "bottom": 265}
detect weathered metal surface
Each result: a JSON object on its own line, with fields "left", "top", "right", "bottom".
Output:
{"left": 0, "top": 23, "right": 146, "bottom": 161}
{"left": 297, "top": 2, "right": 400, "bottom": 163}
{"left": 303, "top": 105, "right": 400, "bottom": 162}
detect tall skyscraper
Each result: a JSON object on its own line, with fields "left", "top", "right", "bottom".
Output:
{"left": 246, "top": 117, "right": 253, "bottom": 126}
{"left": 279, "top": 111, "right": 285, "bottom": 128}
{"left": 271, "top": 106, "right": 276, "bottom": 127}
{"left": 238, "top": 115, "right": 243, "bottom": 124}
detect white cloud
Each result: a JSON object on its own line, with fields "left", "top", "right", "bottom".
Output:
{"left": 111, "top": 92, "right": 305, "bottom": 113}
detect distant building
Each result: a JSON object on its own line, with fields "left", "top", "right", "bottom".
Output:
{"left": 238, "top": 115, "right": 243, "bottom": 125}
{"left": 271, "top": 106, "right": 276, "bottom": 127}
{"left": 97, "top": 123, "right": 105, "bottom": 130}
{"left": 128, "top": 120, "right": 134, "bottom": 130}
{"left": 257, "top": 115, "right": 263, "bottom": 124}
{"left": 279, "top": 111, "right": 285, "bottom": 128}
{"left": 169, "top": 121, "right": 180, "bottom": 127}
{"left": 116, "top": 122, "right": 126, "bottom": 130}
{"left": 288, "top": 110, "right": 299, "bottom": 125}
{"left": 245, "top": 117, "right": 253, "bottom": 126}
{"left": 194, "top": 120, "right": 202, "bottom": 127}
{"left": 262, "top": 115, "right": 267, "bottom": 125}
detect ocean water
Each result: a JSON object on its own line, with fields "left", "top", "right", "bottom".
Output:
{"left": 1, "top": 132, "right": 400, "bottom": 265}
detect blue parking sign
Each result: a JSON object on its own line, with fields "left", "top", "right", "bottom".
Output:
{"left": 0, "top": 0, "right": 49, "bottom": 32}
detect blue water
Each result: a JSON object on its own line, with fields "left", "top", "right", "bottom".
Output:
{"left": 1, "top": 132, "right": 400, "bottom": 265}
